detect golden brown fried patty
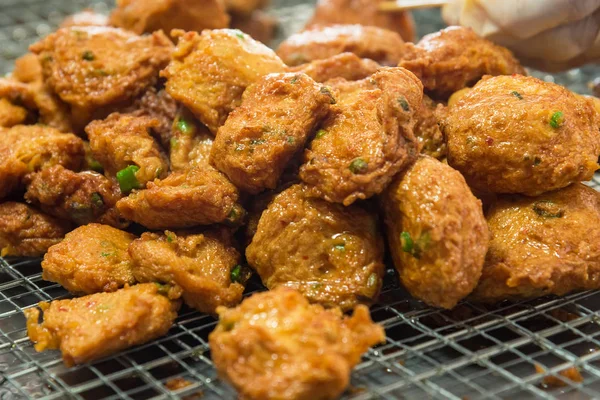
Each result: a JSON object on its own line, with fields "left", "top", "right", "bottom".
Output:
{"left": 442, "top": 75, "right": 600, "bottom": 196}
{"left": 41, "top": 223, "right": 136, "bottom": 294}
{"left": 129, "top": 228, "right": 247, "bottom": 314}
{"left": 24, "top": 283, "right": 180, "bottom": 367}
{"left": 0, "top": 202, "right": 72, "bottom": 257}
{"left": 211, "top": 72, "right": 333, "bottom": 194}
{"left": 30, "top": 26, "right": 172, "bottom": 123}
{"left": 0, "top": 125, "right": 84, "bottom": 199}
{"left": 300, "top": 67, "right": 422, "bottom": 205}
{"left": 382, "top": 156, "right": 488, "bottom": 309}
{"left": 398, "top": 26, "right": 525, "bottom": 99}
{"left": 25, "top": 165, "right": 124, "bottom": 228}
{"left": 471, "top": 183, "right": 600, "bottom": 303}
{"left": 116, "top": 165, "right": 243, "bottom": 229}
{"left": 246, "top": 184, "right": 385, "bottom": 310}
{"left": 162, "top": 29, "right": 286, "bottom": 134}
{"left": 209, "top": 287, "right": 385, "bottom": 400}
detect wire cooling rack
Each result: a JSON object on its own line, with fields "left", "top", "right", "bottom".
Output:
{"left": 2, "top": 0, "right": 600, "bottom": 399}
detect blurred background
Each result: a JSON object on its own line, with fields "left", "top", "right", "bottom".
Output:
{"left": 0, "top": 0, "right": 597, "bottom": 95}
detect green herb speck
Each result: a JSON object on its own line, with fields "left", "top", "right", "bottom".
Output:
{"left": 91, "top": 192, "right": 103, "bottom": 208}
{"left": 230, "top": 265, "right": 242, "bottom": 283}
{"left": 315, "top": 129, "right": 327, "bottom": 139}
{"left": 333, "top": 243, "right": 345, "bottom": 252}
{"left": 286, "top": 136, "right": 295, "bottom": 144}
{"left": 511, "top": 91, "right": 523, "bottom": 100}
{"left": 177, "top": 118, "right": 194, "bottom": 135}
{"left": 82, "top": 50, "right": 94, "bottom": 61}
{"left": 550, "top": 111, "right": 564, "bottom": 129}
{"left": 533, "top": 200, "right": 564, "bottom": 218}
{"left": 349, "top": 158, "right": 368, "bottom": 174}
{"left": 398, "top": 97, "right": 410, "bottom": 112}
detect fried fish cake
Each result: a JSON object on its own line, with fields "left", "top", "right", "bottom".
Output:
{"left": 12, "top": 53, "right": 43, "bottom": 84}
{"left": 24, "top": 283, "right": 180, "bottom": 367}
{"left": 398, "top": 26, "right": 525, "bottom": 99}
{"left": 211, "top": 73, "right": 333, "bottom": 194}
{"left": 0, "top": 125, "right": 84, "bottom": 199}
{"left": 162, "top": 29, "right": 286, "bottom": 134}
{"left": 209, "top": 287, "right": 385, "bottom": 400}
{"left": 382, "top": 156, "right": 488, "bottom": 309}
{"left": 129, "top": 228, "right": 247, "bottom": 314}
{"left": 289, "top": 53, "right": 380, "bottom": 83}
{"left": 30, "top": 27, "right": 172, "bottom": 122}
{"left": 246, "top": 184, "right": 384, "bottom": 310}
{"left": 86, "top": 113, "right": 169, "bottom": 188}
{"left": 169, "top": 109, "right": 215, "bottom": 171}
{"left": 442, "top": 75, "right": 600, "bottom": 196}
{"left": 0, "top": 78, "right": 72, "bottom": 132}
{"left": 116, "top": 165, "right": 243, "bottom": 229}
{"left": 300, "top": 67, "right": 422, "bottom": 205}
{"left": 472, "top": 184, "right": 600, "bottom": 303}
{"left": 0, "top": 98, "right": 28, "bottom": 127}
{"left": 277, "top": 25, "right": 405, "bottom": 67}
{"left": 415, "top": 95, "right": 446, "bottom": 160}
{"left": 42, "top": 223, "right": 136, "bottom": 294}
{"left": 25, "top": 165, "right": 124, "bottom": 228}
{"left": 109, "top": 0, "right": 229, "bottom": 35}
{"left": 0, "top": 202, "right": 72, "bottom": 257}
{"left": 305, "top": 0, "right": 415, "bottom": 42}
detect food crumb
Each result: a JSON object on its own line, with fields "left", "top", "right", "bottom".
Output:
{"left": 535, "top": 364, "right": 584, "bottom": 388}
{"left": 165, "top": 378, "right": 203, "bottom": 398}
{"left": 548, "top": 308, "right": 579, "bottom": 322}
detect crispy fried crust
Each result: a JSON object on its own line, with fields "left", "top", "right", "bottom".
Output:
{"left": 162, "top": 29, "right": 286, "bottom": 134}
{"left": 0, "top": 125, "right": 84, "bottom": 199}
{"left": 116, "top": 165, "right": 242, "bottom": 229}
{"left": 0, "top": 78, "right": 72, "bottom": 133}
{"left": 30, "top": 27, "right": 172, "bottom": 120}
{"left": 0, "top": 98, "right": 29, "bottom": 127}
{"left": 246, "top": 184, "right": 385, "bottom": 310}
{"left": 209, "top": 287, "right": 385, "bottom": 400}
{"left": 0, "top": 202, "right": 72, "bottom": 257}
{"left": 109, "top": 0, "right": 229, "bottom": 35}
{"left": 211, "top": 72, "right": 333, "bottom": 194}
{"left": 24, "top": 283, "right": 180, "bottom": 367}
{"left": 442, "top": 75, "right": 600, "bottom": 195}
{"left": 300, "top": 67, "right": 422, "bottom": 205}
{"left": 382, "top": 156, "right": 488, "bottom": 309}
{"left": 277, "top": 25, "right": 406, "bottom": 67}
{"left": 471, "top": 184, "right": 600, "bottom": 303}
{"left": 398, "top": 26, "right": 525, "bottom": 99}
{"left": 41, "top": 223, "right": 136, "bottom": 294}
{"left": 129, "top": 228, "right": 246, "bottom": 314}
{"left": 415, "top": 95, "right": 446, "bottom": 159}
{"left": 86, "top": 112, "right": 169, "bottom": 185}
{"left": 25, "top": 165, "right": 124, "bottom": 227}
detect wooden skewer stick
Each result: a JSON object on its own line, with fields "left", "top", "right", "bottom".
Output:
{"left": 379, "top": 0, "right": 448, "bottom": 12}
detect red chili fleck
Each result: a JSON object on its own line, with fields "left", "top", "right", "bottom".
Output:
{"left": 86, "top": 301, "right": 96, "bottom": 308}
{"left": 58, "top": 306, "right": 68, "bottom": 312}
{"left": 485, "top": 137, "right": 494, "bottom": 145}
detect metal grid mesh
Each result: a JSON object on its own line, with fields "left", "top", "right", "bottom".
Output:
{"left": 1, "top": 0, "right": 600, "bottom": 399}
